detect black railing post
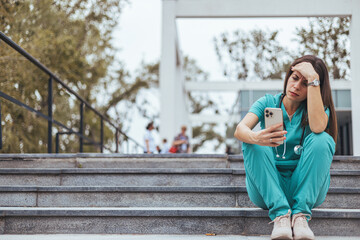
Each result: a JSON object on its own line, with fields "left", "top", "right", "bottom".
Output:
{"left": 79, "top": 102, "right": 84, "bottom": 153}
{"left": 55, "top": 133, "right": 60, "bottom": 153}
{"left": 115, "top": 129, "right": 119, "bottom": 153}
{"left": 100, "top": 118, "right": 104, "bottom": 153}
{"left": 0, "top": 100, "right": 2, "bottom": 150}
{"left": 48, "top": 77, "right": 53, "bottom": 153}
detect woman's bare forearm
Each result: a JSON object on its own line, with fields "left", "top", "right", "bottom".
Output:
{"left": 234, "top": 122, "right": 257, "bottom": 144}
{"left": 307, "top": 84, "right": 328, "bottom": 133}
{"left": 234, "top": 112, "right": 286, "bottom": 147}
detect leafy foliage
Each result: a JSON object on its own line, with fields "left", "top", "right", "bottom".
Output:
{"left": 294, "top": 17, "right": 350, "bottom": 80}
{"left": 214, "top": 29, "right": 292, "bottom": 81}
{"left": 0, "top": 0, "right": 127, "bottom": 153}
{"left": 98, "top": 60, "right": 160, "bottom": 136}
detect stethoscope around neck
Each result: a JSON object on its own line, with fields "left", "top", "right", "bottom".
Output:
{"left": 276, "top": 94, "right": 306, "bottom": 159}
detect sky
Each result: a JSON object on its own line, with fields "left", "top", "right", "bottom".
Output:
{"left": 112, "top": 0, "right": 311, "bottom": 153}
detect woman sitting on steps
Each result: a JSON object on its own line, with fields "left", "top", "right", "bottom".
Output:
{"left": 234, "top": 55, "right": 337, "bottom": 240}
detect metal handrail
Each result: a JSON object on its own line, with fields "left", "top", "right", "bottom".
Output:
{"left": 0, "top": 31, "right": 143, "bottom": 153}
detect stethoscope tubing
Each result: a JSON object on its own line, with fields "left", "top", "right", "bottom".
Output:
{"left": 276, "top": 94, "right": 306, "bottom": 158}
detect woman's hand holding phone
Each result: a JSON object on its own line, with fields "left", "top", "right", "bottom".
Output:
{"left": 251, "top": 123, "right": 287, "bottom": 147}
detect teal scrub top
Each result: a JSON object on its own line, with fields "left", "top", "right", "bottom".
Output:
{"left": 243, "top": 93, "right": 330, "bottom": 165}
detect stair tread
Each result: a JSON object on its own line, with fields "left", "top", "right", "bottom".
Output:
{"left": 0, "top": 168, "right": 359, "bottom": 174}
{"left": 0, "top": 186, "right": 359, "bottom": 193}
{"left": 228, "top": 155, "right": 360, "bottom": 161}
{"left": 0, "top": 207, "right": 359, "bottom": 218}
{"left": 0, "top": 235, "right": 357, "bottom": 240}
{"left": 0, "top": 153, "right": 227, "bottom": 159}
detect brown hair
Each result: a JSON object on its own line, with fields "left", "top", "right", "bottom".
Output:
{"left": 283, "top": 55, "right": 337, "bottom": 144}
{"left": 146, "top": 122, "right": 154, "bottom": 130}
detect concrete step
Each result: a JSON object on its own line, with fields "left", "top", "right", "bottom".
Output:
{"left": 0, "top": 168, "right": 359, "bottom": 188}
{"left": 1, "top": 235, "right": 359, "bottom": 240}
{"left": 229, "top": 155, "right": 360, "bottom": 170}
{"left": 1, "top": 154, "right": 359, "bottom": 170}
{"left": 0, "top": 186, "right": 358, "bottom": 209}
{"left": 0, "top": 154, "right": 229, "bottom": 169}
{"left": 0, "top": 168, "right": 239, "bottom": 186}
{"left": 0, "top": 207, "right": 359, "bottom": 236}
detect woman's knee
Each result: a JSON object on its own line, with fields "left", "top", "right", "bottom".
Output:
{"left": 246, "top": 177, "right": 268, "bottom": 209}
{"left": 298, "top": 132, "right": 335, "bottom": 171}
{"left": 313, "top": 173, "right": 331, "bottom": 208}
{"left": 243, "top": 143, "right": 273, "bottom": 157}
{"left": 303, "top": 132, "right": 335, "bottom": 154}
{"left": 242, "top": 143, "right": 274, "bottom": 167}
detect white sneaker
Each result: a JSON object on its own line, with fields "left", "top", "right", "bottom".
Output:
{"left": 292, "top": 213, "right": 315, "bottom": 240}
{"left": 270, "top": 210, "right": 293, "bottom": 240}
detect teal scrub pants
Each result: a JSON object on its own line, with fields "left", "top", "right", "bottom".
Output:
{"left": 242, "top": 132, "right": 336, "bottom": 220}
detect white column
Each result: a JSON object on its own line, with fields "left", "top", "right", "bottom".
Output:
{"left": 175, "top": 58, "right": 188, "bottom": 126}
{"left": 160, "top": 0, "right": 178, "bottom": 144}
{"left": 351, "top": 1, "right": 360, "bottom": 155}
{"left": 175, "top": 55, "right": 183, "bottom": 129}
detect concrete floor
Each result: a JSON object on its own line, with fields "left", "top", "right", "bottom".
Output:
{"left": 0, "top": 235, "right": 359, "bottom": 240}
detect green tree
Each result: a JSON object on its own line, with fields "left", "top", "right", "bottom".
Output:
{"left": 294, "top": 17, "right": 350, "bottom": 80}
{"left": 98, "top": 60, "right": 160, "bottom": 138}
{"left": 214, "top": 29, "right": 292, "bottom": 81}
{"left": 0, "top": 0, "right": 127, "bottom": 153}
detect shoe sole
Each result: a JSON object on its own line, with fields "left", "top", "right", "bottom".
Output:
{"left": 271, "top": 235, "right": 293, "bottom": 240}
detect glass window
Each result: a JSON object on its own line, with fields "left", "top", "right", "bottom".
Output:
{"left": 252, "top": 90, "right": 281, "bottom": 105}
{"left": 240, "top": 91, "right": 250, "bottom": 110}
{"left": 336, "top": 90, "right": 351, "bottom": 108}
{"left": 332, "top": 90, "right": 337, "bottom": 106}
{"left": 252, "top": 90, "right": 268, "bottom": 103}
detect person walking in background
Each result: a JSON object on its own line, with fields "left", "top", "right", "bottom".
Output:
{"left": 225, "top": 145, "right": 234, "bottom": 155}
{"left": 160, "top": 139, "right": 170, "bottom": 153}
{"left": 172, "top": 125, "right": 190, "bottom": 153}
{"left": 234, "top": 55, "right": 337, "bottom": 240}
{"left": 156, "top": 145, "right": 161, "bottom": 153}
{"left": 144, "top": 121, "right": 156, "bottom": 154}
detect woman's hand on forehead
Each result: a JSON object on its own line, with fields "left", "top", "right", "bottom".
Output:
{"left": 291, "top": 62, "right": 319, "bottom": 82}
{"left": 292, "top": 70, "right": 305, "bottom": 80}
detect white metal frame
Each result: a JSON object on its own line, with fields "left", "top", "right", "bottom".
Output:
{"left": 160, "top": 0, "right": 360, "bottom": 155}
{"left": 185, "top": 80, "right": 352, "bottom": 91}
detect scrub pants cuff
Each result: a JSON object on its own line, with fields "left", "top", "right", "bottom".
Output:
{"left": 270, "top": 209, "right": 292, "bottom": 221}
{"left": 291, "top": 209, "right": 312, "bottom": 220}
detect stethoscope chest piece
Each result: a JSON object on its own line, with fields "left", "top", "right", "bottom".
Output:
{"left": 294, "top": 145, "right": 303, "bottom": 155}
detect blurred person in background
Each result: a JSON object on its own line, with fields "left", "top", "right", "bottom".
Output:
{"left": 144, "top": 121, "right": 156, "bottom": 154}
{"left": 172, "top": 125, "right": 190, "bottom": 153}
{"left": 160, "top": 139, "right": 170, "bottom": 153}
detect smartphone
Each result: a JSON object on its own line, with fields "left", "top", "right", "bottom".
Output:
{"left": 264, "top": 107, "right": 284, "bottom": 144}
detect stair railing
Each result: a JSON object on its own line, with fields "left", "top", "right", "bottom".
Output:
{"left": 0, "top": 31, "right": 143, "bottom": 153}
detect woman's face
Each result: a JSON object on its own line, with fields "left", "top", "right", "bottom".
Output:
{"left": 286, "top": 70, "right": 308, "bottom": 103}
